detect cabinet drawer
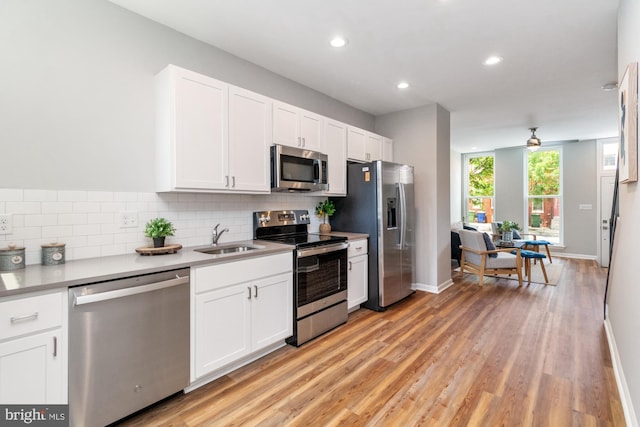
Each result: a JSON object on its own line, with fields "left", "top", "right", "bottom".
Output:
{"left": 193, "top": 252, "right": 293, "bottom": 294}
{"left": 0, "top": 291, "right": 63, "bottom": 340}
{"left": 348, "top": 239, "right": 368, "bottom": 257}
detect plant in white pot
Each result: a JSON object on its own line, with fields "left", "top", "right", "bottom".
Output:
{"left": 315, "top": 199, "right": 336, "bottom": 234}
{"left": 499, "top": 220, "right": 520, "bottom": 242}
{"left": 144, "top": 217, "right": 175, "bottom": 248}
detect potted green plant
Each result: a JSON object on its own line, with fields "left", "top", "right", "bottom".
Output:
{"left": 315, "top": 199, "right": 336, "bottom": 234}
{"left": 499, "top": 220, "right": 520, "bottom": 242}
{"left": 144, "top": 217, "right": 176, "bottom": 248}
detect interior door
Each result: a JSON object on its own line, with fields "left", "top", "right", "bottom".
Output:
{"left": 600, "top": 175, "right": 615, "bottom": 267}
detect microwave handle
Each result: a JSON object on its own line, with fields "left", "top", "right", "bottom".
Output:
{"left": 314, "top": 160, "right": 320, "bottom": 183}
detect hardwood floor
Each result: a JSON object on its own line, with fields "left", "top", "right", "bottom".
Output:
{"left": 118, "top": 258, "right": 625, "bottom": 426}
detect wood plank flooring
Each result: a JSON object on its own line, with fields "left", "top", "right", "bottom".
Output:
{"left": 118, "top": 258, "right": 625, "bottom": 426}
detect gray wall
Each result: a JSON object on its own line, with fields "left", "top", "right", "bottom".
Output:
{"left": 375, "top": 104, "right": 451, "bottom": 290}
{"left": 492, "top": 142, "right": 597, "bottom": 257}
{"left": 0, "top": 0, "right": 374, "bottom": 192}
{"left": 494, "top": 147, "right": 525, "bottom": 224}
{"left": 563, "top": 140, "right": 598, "bottom": 255}
{"left": 608, "top": 0, "right": 640, "bottom": 422}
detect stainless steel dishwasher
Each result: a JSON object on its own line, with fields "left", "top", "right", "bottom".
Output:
{"left": 68, "top": 268, "right": 190, "bottom": 427}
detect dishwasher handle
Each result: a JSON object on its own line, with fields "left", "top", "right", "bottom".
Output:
{"left": 73, "top": 275, "right": 189, "bottom": 307}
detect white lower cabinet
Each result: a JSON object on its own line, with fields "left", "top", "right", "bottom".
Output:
{"left": 347, "top": 239, "right": 368, "bottom": 310}
{"left": 191, "top": 253, "right": 293, "bottom": 382}
{"left": 0, "top": 290, "right": 67, "bottom": 404}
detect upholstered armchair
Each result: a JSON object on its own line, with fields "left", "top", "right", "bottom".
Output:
{"left": 458, "top": 229, "right": 523, "bottom": 287}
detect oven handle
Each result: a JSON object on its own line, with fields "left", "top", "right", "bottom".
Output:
{"left": 297, "top": 242, "right": 349, "bottom": 258}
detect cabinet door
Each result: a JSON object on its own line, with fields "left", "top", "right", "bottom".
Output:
{"left": 348, "top": 254, "right": 368, "bottom": 310}
{"left": 0, "top": 330, "right": 64, "bottom": 404}
{"left": 366, "top": 133, "right": 382, "bottom": 161}
{"left": 174, "top": 68, "right": 228, "bottom": 189}
{"left": 299, "top": 110, "right": 324, "bottom": 152}
{"left": 382, "top": 137, "right": 393, "bottom": 162}
{"left": 228, "top": 86, "right": 272, "bottom": 192}
{"left": 324, "top": 120, "right": 347, "bottom": 195}
{"left": 273, "top": 102, "right": 300, "bottom": 148}
{"left": 251, "top": 273, "right": 292, "bottom": 350}
{"left": 194, "top": 284, "right": 251, "bottom": 378}
{"left": 347, "top": 127, "right": 367, "bottom": 161}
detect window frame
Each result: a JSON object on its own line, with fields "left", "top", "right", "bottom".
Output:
{"left": 462, "top": 151, "right": 495, "bottom": 230}
{"left": 524, "top": 146, "right": 563, "bottom": 245}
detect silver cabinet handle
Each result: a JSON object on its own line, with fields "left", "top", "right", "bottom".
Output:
{"left": 74, "top": 276, "right": 189, "bottom": 306}
{"left": 297, "top": 136, "right": 302, "bottom": 147}
{"left": 348, "top": 261, "right": 353, "bottom": 271}
{"left": 53, "top": 336, "right": 57, "bottom": 357}
{"left": 232, "top": 176, "right": 236, "bottom": 188}
{"left": 10, "top": 312, "right": 39, "bottom": 323}
{"left": 254, "top": 285, "right": 258, "bottom": 298}
{"left": 225, "top": 176, "right": 230, "bottom": 187}
{"left": 302, "top": 137, "right": 306, "bottom": 147}
{"left": 247, "top": 287, "right": 252, "bottom": 299}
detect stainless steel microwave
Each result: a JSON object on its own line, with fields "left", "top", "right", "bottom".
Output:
{"left": 270, "top": 144, "right": 328, "bottom": 192}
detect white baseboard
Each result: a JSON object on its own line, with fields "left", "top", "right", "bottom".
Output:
{"left": 414, "top": 278, "right": 454, "bottom": 294}
{"left": 604, "top": 312, "right": 638, "bottom": 427}
{"left": 551, "top": 252, "right": 597, "bottom": 260}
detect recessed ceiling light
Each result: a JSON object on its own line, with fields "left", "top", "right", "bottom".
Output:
{"left": 330, "top": 37, "right": 348, "bottom": 48}
{"left": 483, "top": 56, "right": 503, "bottom": 66}
{"left": 397, "top": 82, "right": 409, "bottom": 89}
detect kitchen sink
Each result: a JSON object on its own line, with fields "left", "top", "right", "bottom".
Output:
{"left": 195, "top": 244, "right": 262, "bottom": 255}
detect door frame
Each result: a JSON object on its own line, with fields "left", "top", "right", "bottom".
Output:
{"left": 597, "top": 138, "right": 618, "bottom": 267}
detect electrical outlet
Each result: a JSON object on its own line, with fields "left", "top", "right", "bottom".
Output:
{"left": 118, "top": 211, "right": 138, "bottom": 228}
{"left": 0, "top": 214, "right": 12, "bottom": 235}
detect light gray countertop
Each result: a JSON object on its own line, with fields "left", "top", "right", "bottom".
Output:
{"left": 0, "top": 240, "right": 293, "bottom": 298}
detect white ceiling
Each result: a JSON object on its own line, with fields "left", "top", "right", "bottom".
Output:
{"left": 109, "top": 0, "right": 620, "bottom": 153}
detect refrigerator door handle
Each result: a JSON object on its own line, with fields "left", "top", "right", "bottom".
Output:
{"left": 398, "top": 182, "right": 407, "bottom": 248}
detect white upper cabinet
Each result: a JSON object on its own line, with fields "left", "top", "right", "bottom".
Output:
{"left": 366, "top": 133, "right": 382, "bottom": 161}
{"left": 273, "top": 101, "right": 324, "bottom": 152}
{"left": 324, "top": 119, "right": 348, "bottom": 196}
{"left": 155, "top": 65, "right": 270, "bottom": 193}
{"left": 383, "top": 137, "right": 394, "bottom": 162}
{"left": 347, "top": 126, "right": 384, "bottom": 162}
{"left": 228, "top": 86, "right": 272, "bottom": 192}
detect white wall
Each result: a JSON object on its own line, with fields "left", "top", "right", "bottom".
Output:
{"left": 607, "top": 0, "right": 640, "bottom": 423}
{"left": 450, "top": 150, "right": 462, "bottom": 225}
{"left": 375, "top": 104, "right": 451, "bottom": 290}
{"left": 0, "top": 0, "right": 374, "bottom": 192}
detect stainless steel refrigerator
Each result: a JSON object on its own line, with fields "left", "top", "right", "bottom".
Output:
{"left": 331, "top": 161, "right": 415, "bottom": 311}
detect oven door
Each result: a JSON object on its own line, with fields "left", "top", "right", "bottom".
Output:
{"left": 296, "top": 243, "right": 347, "bottom": 318}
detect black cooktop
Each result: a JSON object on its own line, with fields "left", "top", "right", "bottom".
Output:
{"left": 259, "top": 233, "right": 346, "bottom": 249}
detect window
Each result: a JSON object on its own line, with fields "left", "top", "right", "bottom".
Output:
{"left": 526, "top": 148, "right": 561, "bottom": 243}
{"left": 602, "top": 141, "right": 618, "bottom": 171}
{"left": 463, "top": 153, "right": 494, "bottom": 231}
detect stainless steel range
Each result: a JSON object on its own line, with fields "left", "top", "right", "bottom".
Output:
{"left": 253, "top": 210, "right": 349, "bottom": 346}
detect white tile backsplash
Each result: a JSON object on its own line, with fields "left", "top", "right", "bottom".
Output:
{"left": 0, "top": 188, "right": 324, "bottom": 265}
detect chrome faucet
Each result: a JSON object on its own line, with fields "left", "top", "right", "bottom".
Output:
{"left": 212, "top": 223, "right": 229, "bottom": 246}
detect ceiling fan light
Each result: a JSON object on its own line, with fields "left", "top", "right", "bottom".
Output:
{"left": 526, "top": 127, "right": 542, "bottom": 150}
